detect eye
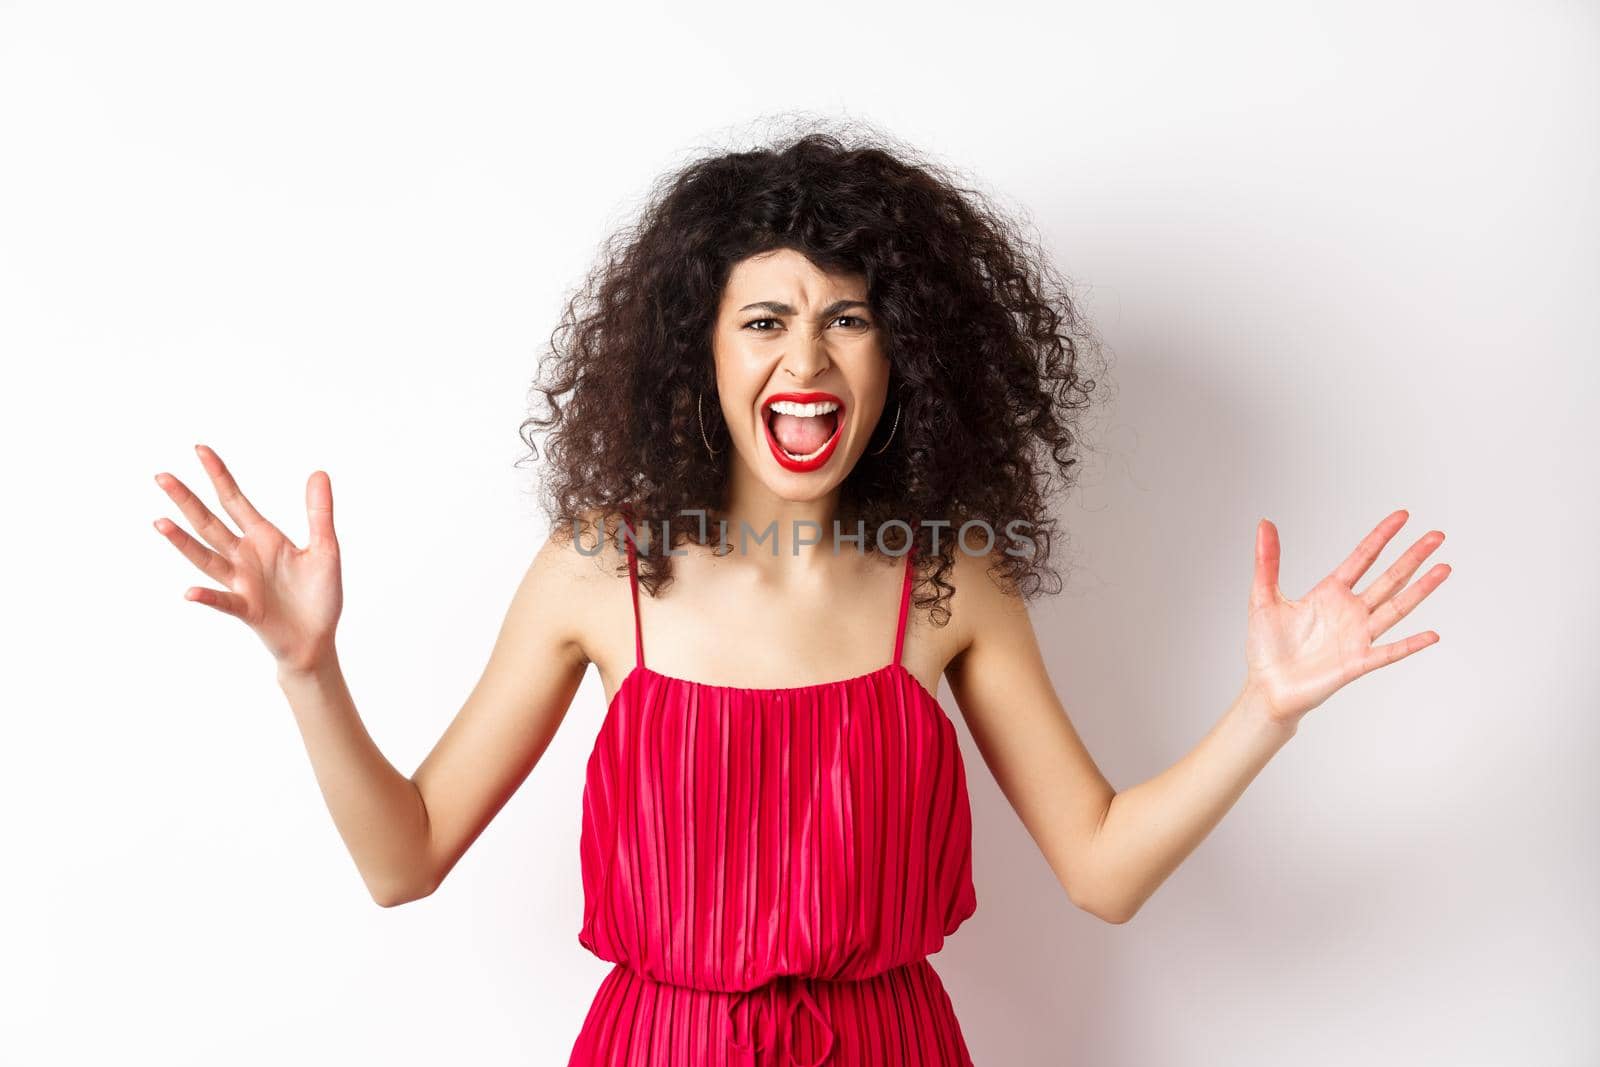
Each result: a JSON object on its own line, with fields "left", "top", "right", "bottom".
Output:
{"left": 743, "top": 318, "right": 780, "bottom": 331}
{"left": 833, "top": 315, "right": 871, "bottom": 329}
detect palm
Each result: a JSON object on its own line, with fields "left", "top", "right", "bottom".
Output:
{"left": 153, "top": 445, "right": 344, "bottom": 671}
{"left": 1244, "top": 510, "right": 1450, "bottom": 726}
{"left": 225, "top": 521, "right": 342, "bottom": 647}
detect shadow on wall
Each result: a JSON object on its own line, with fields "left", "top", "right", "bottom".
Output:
{"left": 935, "top": 284, "right": 1308, "bottom": 1064}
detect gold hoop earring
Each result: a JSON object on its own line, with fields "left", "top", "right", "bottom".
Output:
{"left": 697, "top": 391, "right": 723, "bottom": 457}
{"left": 869, "top": 399, "right": 902, "bottom": 455}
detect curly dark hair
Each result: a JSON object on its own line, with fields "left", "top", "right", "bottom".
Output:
{"left": 517, "top": 116, "right": 1112, "bottom": 625}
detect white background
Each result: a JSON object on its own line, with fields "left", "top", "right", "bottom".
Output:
{"left": 3, "top": 1, "right": 1595, "bottom": 1064}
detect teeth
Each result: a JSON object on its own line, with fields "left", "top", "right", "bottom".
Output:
{"left": 768, "top": 399, "right": 840, "bottom": 417}
{"left": 764, "top": 398, "right": 842, "bottom": 463}
{"left": 778, "top": 438, "right": 832, "bottom": 462}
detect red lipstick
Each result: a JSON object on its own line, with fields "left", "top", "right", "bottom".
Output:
{"left": 760, "top": 391, "right": 846, "bottom": 473}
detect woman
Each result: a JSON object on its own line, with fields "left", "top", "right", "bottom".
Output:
{"left": 151, "top": 128, "right": 1450, "bottom": 1065}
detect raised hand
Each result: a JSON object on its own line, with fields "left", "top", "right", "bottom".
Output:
{"left": 1243, "top": 509, "right": 1449, "bottom": 728}
{"left": 153, "top": 444, "right": 343, "bottom": 673}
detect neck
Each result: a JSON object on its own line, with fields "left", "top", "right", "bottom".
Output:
{"left": 718, "top": 459, "right": 843, "bottom": 562}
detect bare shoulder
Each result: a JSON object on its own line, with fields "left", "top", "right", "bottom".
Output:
{"left": 532, "top": 506, "right": 631, "bottom": 666}
{"left": 937, "top": 533, "right": 1032, "bottom": 670}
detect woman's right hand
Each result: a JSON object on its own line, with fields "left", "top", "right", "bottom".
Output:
{"left": 154, "top": 444, "right": 344, "bottom": 674}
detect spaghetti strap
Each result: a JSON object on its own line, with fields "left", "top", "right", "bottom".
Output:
{"left": 621, "top": 514, "right": 645, "bottom": 670}
{"left": 891, "top": 542, "right": 916, "bottom": 668}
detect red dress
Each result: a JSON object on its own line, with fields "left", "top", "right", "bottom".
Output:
{"left": 568, "top": 529, "right": 979, "bottom": 1066}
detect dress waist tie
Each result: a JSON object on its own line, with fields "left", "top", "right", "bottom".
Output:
{"left": 724, "top": 974, "right": 836, "bottom": 1067}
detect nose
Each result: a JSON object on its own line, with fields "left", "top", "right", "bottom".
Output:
{"left": 780, "top": 331, "right": 833, "bottom": 382}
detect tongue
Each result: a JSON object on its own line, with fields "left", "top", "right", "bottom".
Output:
{"left": 771, "top": 412, "right": 835, "bottom": 456}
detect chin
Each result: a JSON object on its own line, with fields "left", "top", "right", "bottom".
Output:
{"left": 741, "top": 438, "right": 861, "bottom": 504}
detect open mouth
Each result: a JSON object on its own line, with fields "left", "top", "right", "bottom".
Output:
{"left": 761, "top": 393, "right": 846, "bottom": 471}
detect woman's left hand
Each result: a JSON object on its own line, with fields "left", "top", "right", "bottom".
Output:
{"left": 1243, "top": 509, "right": 1450, "bottom": 729}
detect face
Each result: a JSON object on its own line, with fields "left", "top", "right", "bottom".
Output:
{"left": 710, "top": 248, "right": 891, "bottom": 500}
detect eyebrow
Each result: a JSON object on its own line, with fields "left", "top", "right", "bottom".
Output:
{"left": 736, "top": 299, "right": 871, "bottom": 318}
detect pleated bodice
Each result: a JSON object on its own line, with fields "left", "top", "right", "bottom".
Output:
{"left": 578, "top": 658, "right": 979, "bottom": 989}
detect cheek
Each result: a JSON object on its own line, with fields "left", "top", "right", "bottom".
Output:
{"left": 710, "top": 341, "right": 757, "bottom": 399}
{"left": 851, "top": 368, "right": 893, "bottom": 419}
{"left": 711, "top": 369, "right": 765, "bottom": 432}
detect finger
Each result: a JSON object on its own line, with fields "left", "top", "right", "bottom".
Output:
{"left": 305, "top": 470, "right": 338, "bottom": 552}
{"left": 153, "top": 516, "right": 234, "bottom": 584}
{"left": 194, "top": 444, "right": 271, "bottom": 535}
{"left": 1368, "top": 563, "right": 1451, "bottom": 639}
{"left": 184, "top": 585, "right": 250, "bottom": 619}
{"left": 1250, "top": 518, "right": 1281, "bottom": 612}
{"left": 1359, "top": 629, "right": 1440, "bottom": 675}
{"left": 154, "top": 471, "right": 240, "bottom": 555}
{"left": 1359, "top": 529, "right": 1445, "bottom": 611}
{"left": 1331, "top": 508, "right": 1410, "bottom": 590}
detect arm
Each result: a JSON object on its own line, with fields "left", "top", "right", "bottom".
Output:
{"left": 1063, "top": 678, "right": 1296, "bottom": 924}
{"left": 944, "top": 510, "right": 1449, "bottom": 924}
{"left": 276, "top": 529, "right": 592, "bottom": 906}
{"left": 155, "top": 445, "right": 604, "bottom": 907}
